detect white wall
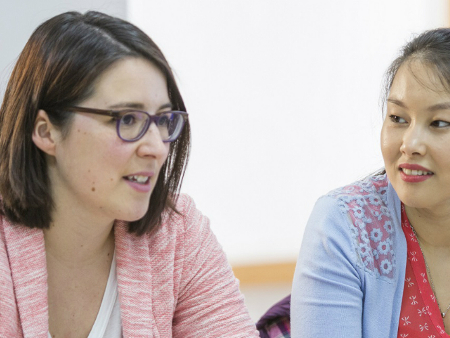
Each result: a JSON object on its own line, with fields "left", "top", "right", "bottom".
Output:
{"left": 128, "top": 0, "right": 448, "bottom": 265}
{"left": 0, "top": 1, "right": 447, "bottom": 266}
{"left": 0, "top": 0, "right": 126, "bottom": 98}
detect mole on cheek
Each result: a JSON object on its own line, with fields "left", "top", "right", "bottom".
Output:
{"left": 91, "top": 187, "right": 95, "bottom": 192}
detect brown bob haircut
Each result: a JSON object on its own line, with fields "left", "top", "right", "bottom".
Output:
{"left": 0, "top": 11, "right": 190, "bottom": 236}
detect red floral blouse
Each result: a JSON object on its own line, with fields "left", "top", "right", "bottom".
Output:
{"left": 398, "top": 204, "right": 450, "bottom": 337}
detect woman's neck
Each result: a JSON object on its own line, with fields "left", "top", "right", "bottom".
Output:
{"left": 405, "top": 204, "right": 450, "bottom": 250}
{"left": 43, "top": 209, "right": 115, "bottom": 267}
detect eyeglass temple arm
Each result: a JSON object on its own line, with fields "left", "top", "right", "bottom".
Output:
{"left": 64, "top": 106, "right": 119, "bottom": 117}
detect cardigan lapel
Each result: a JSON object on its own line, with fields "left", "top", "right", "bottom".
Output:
{"left": 115, "top": 221, "right": 158, "bottom": 338}
{"left": 3, "top": 220, "right": 48, "bottom": 338}
{"left": 3, "top": 219, "right": 157, "bottom": 337}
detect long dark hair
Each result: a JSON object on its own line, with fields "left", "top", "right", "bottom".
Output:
{"left": 382, "top": 28, "right": 450, "bottom": 115}
{"left": 0, "top": 11, "right": 190, "bottom": 236}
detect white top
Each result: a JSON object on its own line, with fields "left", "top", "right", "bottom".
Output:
{"left": 48, "top": 252, "right": 122, "bottom": 338}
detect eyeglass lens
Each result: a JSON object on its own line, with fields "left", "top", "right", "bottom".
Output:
{"left": 119, "top": 111, "right": 184, "bottom": 142}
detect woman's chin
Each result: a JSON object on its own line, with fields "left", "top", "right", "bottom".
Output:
{"left": 120, "top": 208, "right": 149, "bottom": 222}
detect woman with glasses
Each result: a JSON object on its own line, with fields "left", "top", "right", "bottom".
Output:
{"left": 0, "top": 11, "right": 258, "bottom": 337}
{"left": 292, "top": 28, "right": 450, "bottom": 338}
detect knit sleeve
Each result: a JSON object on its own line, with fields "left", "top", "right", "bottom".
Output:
{"left": 291, "top": 196, "right": 363, "bottom": 338}
{"left": 171, "top": 195, "right": 259, "bottom": 337}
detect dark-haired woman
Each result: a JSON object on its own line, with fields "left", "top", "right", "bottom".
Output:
{"left": 0, "top": 11, "right": 258, "bottom": 337}
{"left": 292, "top": 28, "right": 450, "bottom": 337}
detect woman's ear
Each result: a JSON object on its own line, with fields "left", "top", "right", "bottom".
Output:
{"left": 32, "top": 110, "right": 58, "bottom": 156}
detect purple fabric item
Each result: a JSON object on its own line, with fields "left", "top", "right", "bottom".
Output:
{"left": 256, "top": 295, "right": 291, "bottom": 338}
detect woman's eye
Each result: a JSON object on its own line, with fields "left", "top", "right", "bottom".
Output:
{"left": 431, "top": 120, "right": 450, "bottom": 128}
{"left": 388, "top": 115, "right": 406, "bottom": 124}
{"left": 121, "top": 113, "right": 137, "bottom": 126}
{"left": 157, "top": 115, "right": 170, "bottom": 126}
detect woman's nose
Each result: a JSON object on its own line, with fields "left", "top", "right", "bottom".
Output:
{"left": 400, "top": 123, "right": 426, "bottom": 156}
{"left": 136, "top": 123, "right": 169, "bottom": 158}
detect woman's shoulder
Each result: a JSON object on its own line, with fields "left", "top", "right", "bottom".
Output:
{"left": 318, "top": 174, "right": 391, "bottom": 223}
{"left": 312, "top": 174, "right": 391, "bottom": 228}
{"left": 173, "top": 193, "right": 197, "bottom": 216}
{"left": 316, "top": 174, "right": 397, "bottom": 279}
{"left": 322, "top": 174, "right": 393, "bottom": 236}
{"left": 161, "top": 193, "right": 200, "bottom": 226}
{"left": 150, "top": 193, "right": 208, "bottom": 242}
{"left": 325, "top": 173, "right": 389, "bottom": 205}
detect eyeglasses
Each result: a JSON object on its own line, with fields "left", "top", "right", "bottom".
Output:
{"left": 63, "top": 106, "right": 188, "bottom": 142}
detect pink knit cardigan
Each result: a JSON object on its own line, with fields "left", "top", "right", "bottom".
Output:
{"left": 0, "top": 194, "right": 259, "bottom": 337}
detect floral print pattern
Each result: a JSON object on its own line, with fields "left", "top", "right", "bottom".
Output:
{"left": 329, "top": 175, "right": 394, "bottom": 279}
{"left": 397, "top": 204, "right": 449, "bottom": 337}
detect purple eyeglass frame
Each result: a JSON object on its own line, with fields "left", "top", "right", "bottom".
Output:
{"left": 64, "top": 106, "right": 188, "bottom": 142}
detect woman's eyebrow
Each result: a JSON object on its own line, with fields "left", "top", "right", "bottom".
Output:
{"left": 387, "top": 98, "right": 450, "bottom": 112}
{"left": 387, "top": 98, "right": 407, "bottom": 108}
{"left": 427, "top": 102, "right": 450, "bottom": 112}
{"left": 107, "top": 102, "right": 173, "bottom": 110}
{"left": 159, "top": 103, "right": 173, "bottom": 110}
{"left": 108, "top": 102, "right": 144, "bottom": 109}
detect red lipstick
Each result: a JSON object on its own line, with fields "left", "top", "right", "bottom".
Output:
{"left": 398, "top": 163, "right": 433, "bottom": 183}
{"left": 398, "top": 163, "right": 432, "bottom": 172}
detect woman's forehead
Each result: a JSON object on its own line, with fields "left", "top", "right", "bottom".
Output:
{"left": 83, "top": 57, "right": 169, "bottom": 109}
{"left": 392, "top": 60, "right": 449, "bottom": 94}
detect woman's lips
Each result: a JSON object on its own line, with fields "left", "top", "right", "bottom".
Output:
{"left": 123, "top": 172, "right": 153, "bottom": 192}
{"left": 399, "top": 163, "right": 433, "bottom": 172}
{"left": 398, "top": 165, "right": 434, "bottom": 183}
{"left": 124, "top": 179, "right": 152, "bottom": 192}
{"left": 400, "top": 168, "right": 433, "bottom": 176}
{"left": 124, "top": 175, "right": 150, "bottom": 184}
